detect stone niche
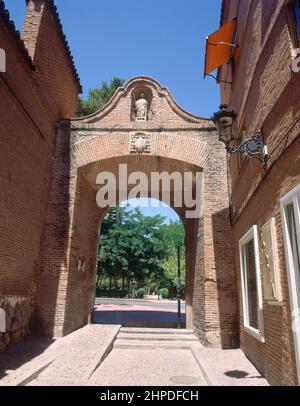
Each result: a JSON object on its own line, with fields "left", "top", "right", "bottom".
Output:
{"left": 131, "top": 85, "right": 153, "bottom": 122}
{"left": 0, "top": 296, "right": 33, "bottom": 352}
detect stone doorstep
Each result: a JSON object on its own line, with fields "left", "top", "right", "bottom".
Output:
{"left": 113, "top": 340, "right": 193, "bottom": 351}
{"left": 114, "top": 328, "right": 200, "bottom": 350}
{"left": 120, "top": 328, "right": 193, "bottom": 335}
{"left": 109, "top": 322, "right": 186, "bottom": 329}
{"left": 117, "top": 333, "right": 199, "bottom": 342}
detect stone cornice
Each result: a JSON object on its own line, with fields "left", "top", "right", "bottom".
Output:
{"left": 67, "top": 122, "right": 216, "bottom": 133}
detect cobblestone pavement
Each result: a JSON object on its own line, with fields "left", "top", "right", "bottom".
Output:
{"left": 0, "top": 325, "right": 120, "bottom": 386}
{"left": 91, "top": 347, "right": 269, "bottom": 387}
{"left": 192, "top": 345, "right": 269, "bottom": 386}
{"left": 89, "top": 328, "right": 269, "bottom": 387}
{"left": 0, "top": 325, "right": 269, "bottom": 386}
{"left": 90, "top": 348, "right": 208, "bottom": 386}
{"left": 0, "top": 336, "right": 55, "bottom": 384}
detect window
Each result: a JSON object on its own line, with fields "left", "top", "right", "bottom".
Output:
{"left": 239, "top": 226, "right": 265, "bottom": 341}
{"left": 281, "top": 185, "right": 300, "bottom": 385}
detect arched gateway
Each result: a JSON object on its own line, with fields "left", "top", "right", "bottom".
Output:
{"left": 37, "top": 77, "right": 238, "bottom": 348}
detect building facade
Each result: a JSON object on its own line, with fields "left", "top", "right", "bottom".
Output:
{"left": 0, "top": 0, "right": 237, "bottom": 356}
{"left": 218, "top": 0, "right": 300, "bottom": 386}
{"left": 0, "top": 0, "right": 300, "bottom": 387}
{"left": 0, "top": 0, "right": 80, "bottom": 351}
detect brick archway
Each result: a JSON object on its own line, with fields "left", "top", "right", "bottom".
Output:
{"left": 37, "top": 77, "right": 238, "bottom": 348}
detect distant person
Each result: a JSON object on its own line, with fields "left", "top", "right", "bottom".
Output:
{"left": 156, "top": 289, "right": 161, "bottom": 301}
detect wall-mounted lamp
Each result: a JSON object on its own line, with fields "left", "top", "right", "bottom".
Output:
{"left": 212, "top": 105, "right": 268, "bottom": 166}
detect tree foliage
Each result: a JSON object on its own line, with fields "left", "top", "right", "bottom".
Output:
{"left": 77, "top": 77, "right": 125, "bottom": 117}
{"left": 97, "top": 207, "right": 185, "bottom": 297}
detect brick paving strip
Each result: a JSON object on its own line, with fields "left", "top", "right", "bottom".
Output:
{"left": 0, "top": 325, "right": 120, "bottom": 386}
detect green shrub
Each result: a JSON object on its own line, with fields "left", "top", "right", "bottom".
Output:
{"left": 160, "top": 288, "right": 169, "bottom": 299}
{"left": 136, "top": 288, "right": 145, "bottom": 299}
{"left": 95, "top": 289, "right": 128, "bottom": 298}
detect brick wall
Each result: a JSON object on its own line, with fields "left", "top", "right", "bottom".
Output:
{"left": 0, "top": 0, "right": 79, "bottom": 350}
{"left": 22, "top": 0, "right": 80, "bottom": 119}
{"left": 219, "top": 0, "right": 300, "bottom": 385}
{"left": 38, "top": 77, "right": 238, "bottom": 347}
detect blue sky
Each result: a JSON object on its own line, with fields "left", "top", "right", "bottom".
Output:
{"left": 120, "top": 198, "right": 180, "bottom": 224}
{"left": 5, "top": 0, "right": 221, "bottom": 117}
{"left": 4, "top": 0, "right": 222, "bottom": 222}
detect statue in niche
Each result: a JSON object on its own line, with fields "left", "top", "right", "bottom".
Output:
{"left": 135, "top": 93, "right": 148, "bottom": 121}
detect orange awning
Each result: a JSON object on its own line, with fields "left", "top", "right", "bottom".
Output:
{"left": 204, "top": 19, "right": 237, "bottom": 77}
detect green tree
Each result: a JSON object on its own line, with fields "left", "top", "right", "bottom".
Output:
{"left": 157, "top": 220, "right": 186, "bottom": 296}
{"left": 77, "top": 77, "right": 125, "bottom": 116}
{"left": 100, "top": 206, "right": 126, "bottom": 235}
{"left": 96, "top": 207, "right": 186, "bottom": 297}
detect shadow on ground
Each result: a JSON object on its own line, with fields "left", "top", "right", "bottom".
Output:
{"left": 93, "top": 309, "right": 186, "bottom": 328}
{"left": 0, "top": 336, "right": 55, "bottom": 380}
{"left": 224, "top": 370, "right": 264, "bottom": 380}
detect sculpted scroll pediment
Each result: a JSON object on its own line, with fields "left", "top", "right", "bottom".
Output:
{"left": 71, "top": 76, "right": 212, "bottom": 127}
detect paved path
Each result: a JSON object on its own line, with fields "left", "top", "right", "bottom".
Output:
{"left": 0, "top": 325, "right": 120, "bottom": 386}
{"left": 92, "top": 328, "right": 208, "bottom": 386}
{"left": 94, "top": 298, "right": 186, "bottom": 327}
{"left": 0, "top": 325, "right": 269, "bottom": 386}
{"left": 91, "top": 328, "right": 268, "bottom": 387}
{"left": 91, "top": 348, "right": 208, "bottom": 386}
{"left": 192, "top": 344, "right": 269, "bottom": 386}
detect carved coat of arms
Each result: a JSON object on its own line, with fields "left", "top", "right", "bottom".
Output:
{"left": 130, "top": 132, "right": 151, "bottom": 154}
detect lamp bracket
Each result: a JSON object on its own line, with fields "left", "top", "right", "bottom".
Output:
{"left": 226, "top": 129, "right": 268, "bottom": 166}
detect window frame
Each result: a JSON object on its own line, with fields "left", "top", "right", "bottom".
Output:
{"left": 239, "top": 226, "right": 265, "bottom": 342}
{"left": 280, "top": 184, "right": 300, "bottom": 385}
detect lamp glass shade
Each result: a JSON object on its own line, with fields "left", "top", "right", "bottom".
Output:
{"left": 217, "top": 121, "right": 234, "bottom": 144}
{"left": 212, "top": 105, "right": 237, "bottom": 145}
